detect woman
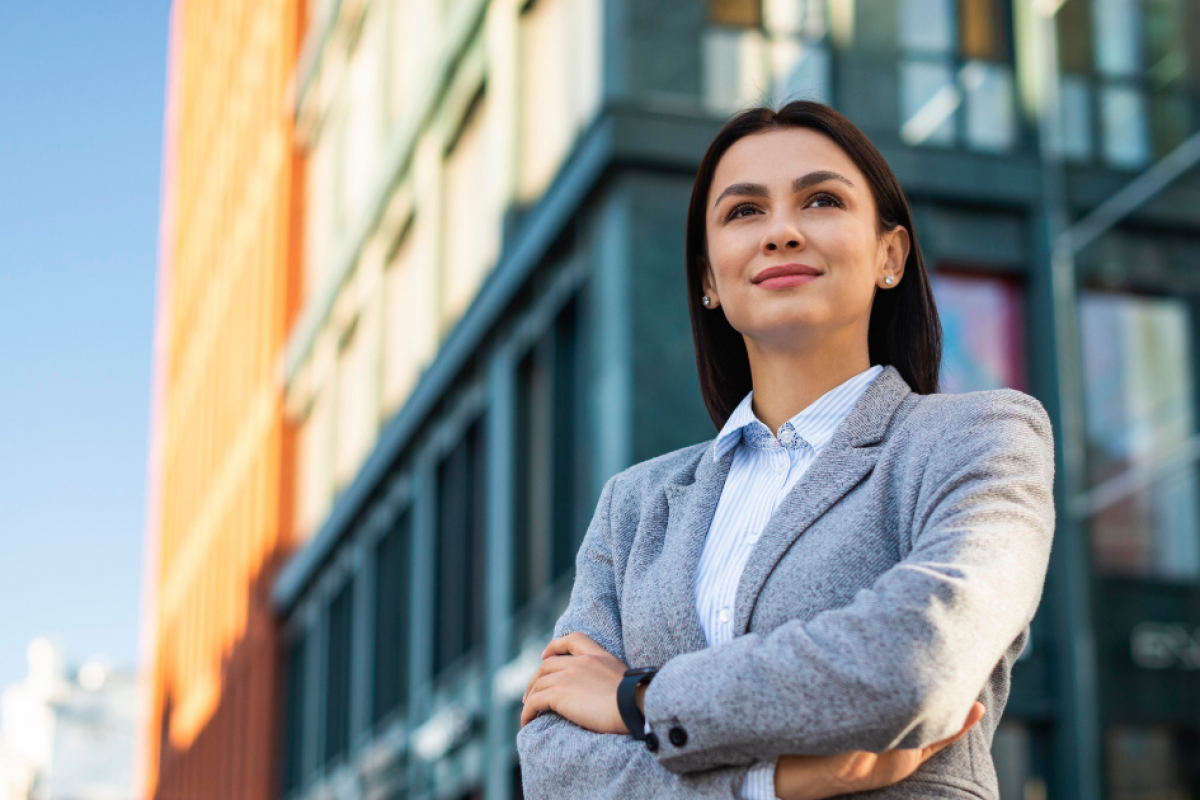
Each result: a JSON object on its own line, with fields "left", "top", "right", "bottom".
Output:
{"left": 516, "top": 101, "right": 1054, "bottom": 800}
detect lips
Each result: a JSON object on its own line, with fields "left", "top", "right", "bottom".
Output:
{"left": 752, "top": 263, "right": 821, "bottom": 289}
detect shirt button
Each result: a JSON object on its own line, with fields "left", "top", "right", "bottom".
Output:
{"left": 645, "top": 732, "right": 660, "bottom": 752}
{"left": 718, "top": 608, "right": 731, "bottom": 623}
{"left": 669, "top": 726, "right": 689, "bottom": 747}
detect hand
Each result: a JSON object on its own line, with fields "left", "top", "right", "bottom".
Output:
{"left": 520, "top": 633, "right": 630, "bottom": 733}
{"left": 773, "top": 702, "right": 987, "bottom": 800}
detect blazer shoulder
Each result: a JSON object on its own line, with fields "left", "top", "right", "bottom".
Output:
{"left": 898, "top": 388, "right": 1055, "bottom": 469}
{"left": 904, "top": 388, "right": 1050, "bottom": 434}
{"left": 607, "top": 440, "right": 712, "bottom": 502}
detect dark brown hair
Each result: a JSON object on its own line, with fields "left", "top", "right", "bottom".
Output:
{"left": 686, "top": 101, "right": 942, "bottom": 429}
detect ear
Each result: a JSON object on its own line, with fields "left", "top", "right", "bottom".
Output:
{"left": 877, "top": 225, "right": 910, "bottom": 289}
{"left": 700, "top": 257, "right": 721, "bottom": 308}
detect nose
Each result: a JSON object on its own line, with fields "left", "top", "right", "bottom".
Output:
{"left": 762, "top": 216, "right": 804, "bottom": 253}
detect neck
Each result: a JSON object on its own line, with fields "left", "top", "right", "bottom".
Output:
{"left": 744, "top": 329, "right": 871, "bottom": 436}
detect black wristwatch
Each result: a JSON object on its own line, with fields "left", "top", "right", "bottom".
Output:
{"left": 617, "top": 667, "right": 658, "bottom": 742}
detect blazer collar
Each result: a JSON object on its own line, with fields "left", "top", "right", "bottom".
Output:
{"left": 658, "top": 441, "right": 735, "bottom": 654}
{"left": 656, "top": 366, "right": 912, "bottom": 653}
{"left": 732, "top": 365, "right": 912, "bottom": 634}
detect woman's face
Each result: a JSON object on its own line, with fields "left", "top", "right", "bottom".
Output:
{"left": 703, "top": 127, "right": 909, "bottom": 352}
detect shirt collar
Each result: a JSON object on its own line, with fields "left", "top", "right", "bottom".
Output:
{"left": 713, "top": 364, "right": 884, "bottom": 460}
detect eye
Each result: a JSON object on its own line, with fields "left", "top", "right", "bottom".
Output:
{"left": 808, "top": 192, "right": 843, "bottom": 209}
{"left": 725, "top": 203, "right": 760, "bottom": 221}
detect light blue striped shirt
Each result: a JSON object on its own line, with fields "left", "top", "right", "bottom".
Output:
{"left": 695, "top": 365, "right": 883, "bottom": 799}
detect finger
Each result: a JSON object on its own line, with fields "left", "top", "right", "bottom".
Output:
{"left": 520, "top": 681, "right": 558, "bottom": 727}
{"left": 523, "top": 662, "right": 549, "bottom": 704}
{"left": 522, "top": 656, "right": 575, "bottom": 703}
{"left": 922, "top": 702, "right": 987, "bottom": 759}
{"left": 542, "top": 632, "right": 605, "bottom": 659}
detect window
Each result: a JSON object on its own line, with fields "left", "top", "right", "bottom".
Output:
{"left": 335, "top": 315, "right": 380, "bottom": 491}
{"left": 324, "top": 582, "right": 355, "bottom": 765}
{"left": 343, "top": 9, "right": 386, "bottom": 229}
{"left": 710, "top": 0, "right": 761, "bottom": 27}
{"left": 1106, "top": 726, "right": 1199, "bottom": 800}
{"left": 383, "top": 218, "right": 438, "bottom": 416}
{"left": 434, "top": 419, "right": 488, "bottom": 675}
{"left": 931, "top": 272, "right": 1027, "bottom": 393}
{"left": 1080, "top": 292, "right": 1200, "bottom": 580}
{"left": 373, "top": 509, "right": 412, "bottom": 725}
{"left": 1055, "top": 0, "right": 1176, "bottom": 168}
{"left": 442, "top": 90, "right": 500, "bottom": 328}
{"left": 898, "top": 0, "right": 1016, "bottom": 152}
{"left": 282, "top": 634, "right": 307, "bottom": 796}
{"left": 991, "top": 720, "right": 1051, "bottom": 800}
{"left": 702, "top": 0, "right": 832, "bottom": 114}
{"left": 297, "top": 387, "right": 335, "bottom": 541}
{"left": 513, "top": 299, "right": 588, "bottom": 612}
{"left": 517, "top": 0, "right": 603, "bottom": 202}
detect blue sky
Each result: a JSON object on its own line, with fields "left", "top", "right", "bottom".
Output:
{"left": 0, "top": 3, "right": 168, "bottom": 689}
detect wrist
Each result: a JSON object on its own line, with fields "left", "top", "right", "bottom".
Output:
{"left": 775, "top": 756, "right": 841, "bottom": 800}
{"left": 636, "top": 683, "right": 647, "bottom": 715}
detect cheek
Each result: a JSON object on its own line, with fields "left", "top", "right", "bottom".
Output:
{"left": 707, "top": 229, "right": 756, "bottom": 288}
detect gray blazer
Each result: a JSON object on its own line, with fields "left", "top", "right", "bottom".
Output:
{"left": 517, "top": 366, "right": 1055, "bottom": 799}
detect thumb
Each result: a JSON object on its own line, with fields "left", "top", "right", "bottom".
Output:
{"left": 922, "top": 702, "right": 986, "bottom": 760}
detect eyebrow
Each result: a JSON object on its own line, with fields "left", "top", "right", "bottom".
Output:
{"left": 712, "top": 170, "right": 855, "bottom": 208}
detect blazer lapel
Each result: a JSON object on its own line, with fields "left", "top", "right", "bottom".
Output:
{"left": 657, "top": 443, "right": 735, "bottom": 655}
{"left": 733, "top": 367, "right": 912, "bottom": 635}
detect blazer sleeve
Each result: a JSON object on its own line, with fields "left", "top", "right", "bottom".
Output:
{"left": 516, "top": 474, "right": 753, "bottom": 799}
{"left": 641, "top": 391, "right": 1056, "bottom": 774}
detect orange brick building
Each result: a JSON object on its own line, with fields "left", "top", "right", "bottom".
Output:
{"left": 140, "top": 0, "right": 304, "bottom": 797}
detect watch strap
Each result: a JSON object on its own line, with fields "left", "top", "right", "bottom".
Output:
{"left": 617, "top": 667, "right": 657, "bottom": 741}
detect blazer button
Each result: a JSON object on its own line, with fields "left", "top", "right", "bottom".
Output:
{"left": 645, "top": 732, "right": 660, "bottom": 752}
{"left": 669, "top": 726, "right": 688, "bottom": 747}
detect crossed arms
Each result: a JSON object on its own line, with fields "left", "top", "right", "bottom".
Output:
{"left": 516, "top": 395, "right": 1055, "bottom": 799}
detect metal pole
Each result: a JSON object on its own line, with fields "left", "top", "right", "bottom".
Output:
{"left": 1030, "top": 1, "right": 1101, "bottom": 797}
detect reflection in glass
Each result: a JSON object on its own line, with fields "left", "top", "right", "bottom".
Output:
{"left": 1092, "top": 0, "right": 1142, "bottom": 77}
{"left": 1080, "top": 292, "right": 1200, "bottom": 580}
{"left": 1059, "top": 74, "right": 1093, "bottom": 161}
{"left": 932, "top": 273, "right": 1027, "bottom": 394}
{"left": 703, "top": 0, "right": 830, "bottom": 114}
{"left": 771, "top": 39, "right": 831, "bottom": 105}
{"left": 899, "top": 0, "right": 955, "bottom": 53}
{"left": 1101, "top": 84, "right": 1150, "bottom": 167}
{"left": 901, "top": 60, "right": 959, "bottom": 146}
{"left": 710, "top": 0, "right": 762, "bottom": 28}
{"left": 961, "top": 60, "right": 1015, "bottom": 152}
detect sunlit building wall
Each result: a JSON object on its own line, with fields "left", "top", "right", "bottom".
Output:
{"left": 270, "top": 1, "right": 1200, "bottom": 799}
{"left": 284, "top": 0, "right": 603, "bottom": 542}
{"left": 140, "top": 1, "right": 305, "bottom": 799}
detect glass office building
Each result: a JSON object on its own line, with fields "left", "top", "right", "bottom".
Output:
{"left": 272, "top": 1, "right": 1200, "bottom": 799}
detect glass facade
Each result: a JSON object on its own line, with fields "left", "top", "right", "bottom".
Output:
{"left": 1080, "top": 292, "right": 1200, "bottom": 580}
{"left": 898, "top": 0, "right": 1015, "bottom": 151}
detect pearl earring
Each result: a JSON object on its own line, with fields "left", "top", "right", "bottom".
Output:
{"left": 702, "top": 295, "right": 711, "bottom": 306}
{"left": 884, "top": 275, "right": 895, "bottom": 285}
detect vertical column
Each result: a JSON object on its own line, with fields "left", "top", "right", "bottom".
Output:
{"left": 301, "top": 600, "right": 326, "bottom": 792}
{"left": 484, "top": 348, "right": 517, "bottom": 800}
{"left": 349, "top": 537, "right": 375, "bottom": 751}
{"left": 589, "top": 182, "right": 633, "bottom": 494}
{"left": 406, "top": 452, "right": 438, "bottom": 794}
{"left": 1024, "top": 2, "right": 1100, "bottom": 796}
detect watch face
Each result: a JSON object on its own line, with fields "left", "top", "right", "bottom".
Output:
{"left": 624, "top": 667, "right": 657, "bottom": 678}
